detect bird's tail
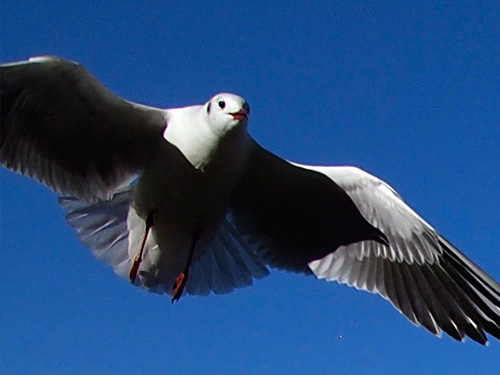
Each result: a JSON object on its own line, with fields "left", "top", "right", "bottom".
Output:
{"left": 59, "top": 187, "right": 142, "bottom": 285}
{"left": 59, "top": 187, "right": 269, "bottom": 296}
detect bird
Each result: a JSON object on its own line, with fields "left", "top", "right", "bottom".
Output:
{"left": 1, "top": 56, "right": 499, "bottom": 344}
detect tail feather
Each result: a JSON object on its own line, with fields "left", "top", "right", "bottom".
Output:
{"left": 186, "top": 220, "right": 270, "bottom": 296}
{"left": 59, "top": 190, "right": 133, "bottom": 266}
{"left": 59, "top": 190, "right": 269, "bottom": 297}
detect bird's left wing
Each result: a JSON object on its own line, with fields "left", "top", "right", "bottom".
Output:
{"left": 228, "top": 143, "right": 388, "bottom": 274}
{"left": 229, "top": 142, "right": 500, "bottom": 344}
{"left": 1, "top": 56, "right": 167, "bottom": 201}
{"left": 304, "top": 165, "right": 500, "bottom": 344}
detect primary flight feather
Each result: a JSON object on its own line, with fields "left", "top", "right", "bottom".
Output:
{"left": 1, "top": 56, "right": 499, "bottom": 344}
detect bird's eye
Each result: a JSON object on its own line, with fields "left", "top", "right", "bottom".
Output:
{"left": 207, "top": 102, "right": 211, "bottom": 113}
{"left": 218, "top": 100, "right": 225, "bottom": 109}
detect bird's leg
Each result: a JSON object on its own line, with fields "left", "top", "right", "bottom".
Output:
{"left": 129, "top": 212, "right": 155, "bottom": 283}
{"left": 171, "top": 226, "right": 201, "bottom": 303}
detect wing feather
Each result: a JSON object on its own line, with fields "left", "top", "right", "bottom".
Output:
{"left": 1, "top": 56, "right": 166, "bottom": 201}
{"left": 229, "top": 144, "right": 388, "bottom": 274}
{"left": 306, "top": 166, "right": 500, "bottom": 344}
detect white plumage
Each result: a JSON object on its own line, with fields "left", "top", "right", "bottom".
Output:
{"left": 1, "top": 56, "right": 499, "bottom": 344}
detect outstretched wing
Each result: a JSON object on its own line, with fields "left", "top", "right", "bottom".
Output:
{"left": 1, "top": 56, "right": 166, "bottom": 201}
{"left": 228, "top": 143, "right": 388, "bottom": 274}
{"left": 306, "top": 166, "right": 500, "bottom": 344}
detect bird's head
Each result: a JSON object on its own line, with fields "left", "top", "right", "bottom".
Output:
{"left": 203, "top": 93, "right": 250, "bottom": 135}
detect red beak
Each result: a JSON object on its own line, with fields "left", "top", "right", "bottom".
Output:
{"left": 230, "top": 108, "right": 249, "bottom": 121}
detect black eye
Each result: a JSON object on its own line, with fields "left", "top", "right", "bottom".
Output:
{"left": 207, "top": 102, "right": 211, "bottom": 113}
{"left": 218, "top": 100, "right": 225, "bottom": 109}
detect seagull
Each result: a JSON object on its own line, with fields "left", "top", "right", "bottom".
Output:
{"left": 1, "top": 56, "right": 499, "bottom": 344}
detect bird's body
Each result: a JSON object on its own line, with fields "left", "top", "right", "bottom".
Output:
{"left": 130, "top": 99, "right": 254, "bottom": 291}
{"left": 1, "top": 56, "right": 499, "bottom": 344}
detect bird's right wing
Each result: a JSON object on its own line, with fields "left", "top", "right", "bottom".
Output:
{"left": 1, "top": 56, "right": 167, "bottom": 201}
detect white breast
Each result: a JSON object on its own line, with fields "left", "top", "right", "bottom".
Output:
{"left": 130, "top": 104, "right": 252, "bottom": 291}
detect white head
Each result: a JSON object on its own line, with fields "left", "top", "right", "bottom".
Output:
{"left": 203, "top": 93, "right": 250, "bottom": 136}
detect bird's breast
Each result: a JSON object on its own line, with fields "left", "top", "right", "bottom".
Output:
{"left": 129, "top": 132, "right": 251, "bottom": 288}
{"left": 133, "top": 127, "right": 251, "bottom": 255}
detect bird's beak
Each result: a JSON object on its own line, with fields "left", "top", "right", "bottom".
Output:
{"left": 230, "top": 108, "right": 249, "bottom": 122}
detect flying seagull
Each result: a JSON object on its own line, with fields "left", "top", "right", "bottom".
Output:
{"left": 1, "top": 56, "right": 499, "bottom": 345}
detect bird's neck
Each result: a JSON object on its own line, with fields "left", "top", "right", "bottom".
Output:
{"left": 163, "top": 106, "right": 252, "bottom": 172}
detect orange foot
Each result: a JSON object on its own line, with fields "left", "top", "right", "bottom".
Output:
{"left": 172, "top": 272, "right": 188, "bottom": 303}
{"left": 129, "top": 255, "right": 141, "bottom": 283}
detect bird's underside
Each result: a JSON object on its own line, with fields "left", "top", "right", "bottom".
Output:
{"left": 1, "top": 56, "right": 500, "bottom": 345}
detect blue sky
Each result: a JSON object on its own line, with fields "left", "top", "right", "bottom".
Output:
{"left": 1, "top": 1, "right": 499, "bottom": 374}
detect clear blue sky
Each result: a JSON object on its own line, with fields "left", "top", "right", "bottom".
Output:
{"left": 1, "top": 1, "right": 499, "bottom": 374}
